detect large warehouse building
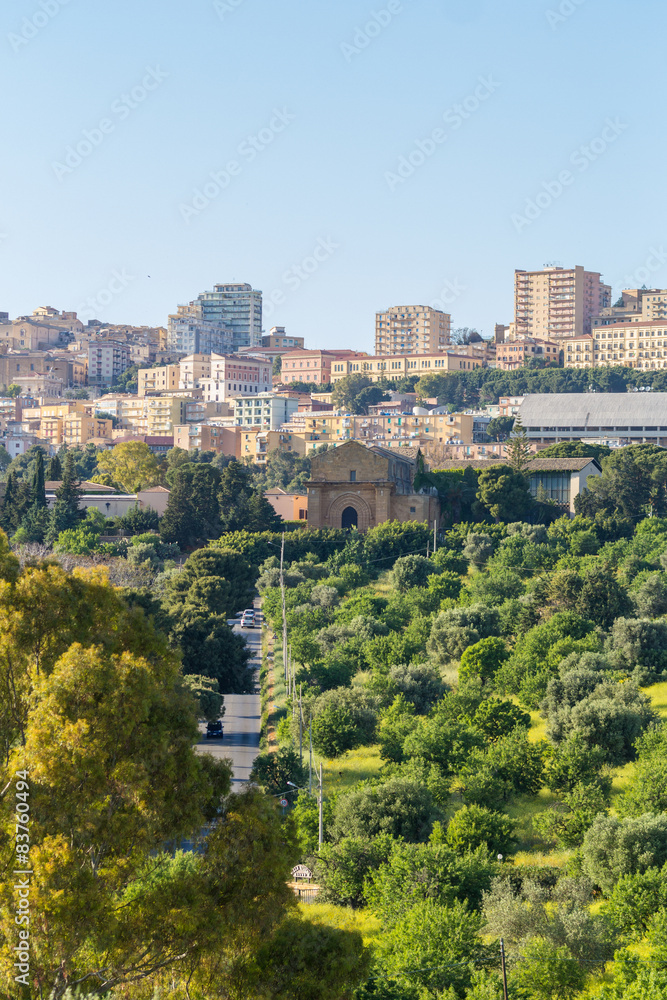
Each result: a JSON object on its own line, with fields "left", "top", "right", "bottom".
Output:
{"left": 519, "top": 393, "right": 667, "bottom": 448}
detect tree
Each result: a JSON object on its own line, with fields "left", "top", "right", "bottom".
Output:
{"left": 471, "top": 698, "right": 530, "bottom": 740}
{"left": 446, "top": 804, "right": 516, "bottom": 856}
{"left": 331, "top": 374, "right": 390, "bottom": 415}
{"left": 582, "top": 813, "right": 667, "bottom": 893}
{"left": 0, "top": 641, "right": 236, "bottom": 997}
{"left": 46, "top": 453, "right": 62, "bottom": 481}
{"left": 160, "top": 463, "right": 223, "bottom": 547}
{"left": 392, "top": 554, "right": 436, "bottom": 592}
{"left": 604, "top": 864, "right": 667, "bottom": 940}
{"left": 378, "top": 899, "right": 485, "bottom": 996}
{"left": 169, "top": 610, "right": 253, "bottom": 691}
{"left": 539, "top": 440, "right": 612, "bottom": 465}
{"left": 477, "top": 466, "right": 532, "bottom": 522}
{"left": 182, "top": 674, "right": 225, "bottom": 722}
{"left": 460, "top": 636, "right": 509, "bottom": 685}
{"left": 618, "top": 724, "right": 667, "bottom": 817}
{"left": 506, "top": 418, "right": 533, "bottom": 473}
{"left": 428, "top": 603, "right": 500, "bottom": 662}
{"left": 95, "top": 440, "right": 161, "bottom": 492}
{"left": 463, "top": 531, "right": 494, "bottom": 567}
{"left": 487, "top": 415, "right": 515, "bottom": 441}
{"left": 606, "top": 617, "right": 667, "bottom": 685}
{"left": 547, "top": 679, "right": 657, "bottom": 767}
{"left": 634, "top": 572, "right": 667, "bottom": 618}
{"left": 6, "top": 383, "right": 22, "bottom": 397}
{"left": 315, "top": 835, "right": 394, "bottom": 908}
{"left": 167, "top": 546, "right": 256, "bottom": 618}
{"left": 312, "top": 703, "right": 364, "bottom": 758}
{"left": 46, "top": 451, "right": 83, "bottom": 542}
{"left": 509, "top": 938, "right": 586, "bottom": 999}
{"left": 330, "top": 777, "right": 437, "bottom": 843}
{"left": 250, "top": 746, "right": 307, "bottom": 796}
{"left": 240, "top": 914, "right": 370, "bottom": 1000}
{"left": 576, "top": 444, "right": 667, "bottom": 522}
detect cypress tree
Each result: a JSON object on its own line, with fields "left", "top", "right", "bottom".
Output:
{"left": 46, "top": 453, "right": 62, "bottom": 481}
{"left": 46, "top": 452, "right": 83, "bottom": 542}
{"left": 0, "top": 471, "right": 17, "bottom": 532}
{"left": 31, "top": 450, "right": 47, "bottom": 509}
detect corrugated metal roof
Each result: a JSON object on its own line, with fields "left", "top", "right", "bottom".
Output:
{"left": 432, "top": 458, "right": 600, "bottom": 472}
{"left": 519, "top": 393, "right": 667, "bottom": 426}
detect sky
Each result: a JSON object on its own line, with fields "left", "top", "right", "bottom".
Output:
{"left": 1, "top": 0, "right": 665, "bottom": 351}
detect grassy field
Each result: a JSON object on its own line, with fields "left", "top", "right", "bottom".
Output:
{"left": 299, "top": 902, "right": 383, "bottom": 949}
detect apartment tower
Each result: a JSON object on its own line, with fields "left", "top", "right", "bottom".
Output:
{"left": 375, "top": 305, "right": 451, "bottom": 356}
{"left": 513, "top": 266, "right": 611, "bottom": 340}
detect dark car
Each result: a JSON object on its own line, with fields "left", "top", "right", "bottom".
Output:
{"left": 206, "top": 720, "right": 224, "bottom": 739}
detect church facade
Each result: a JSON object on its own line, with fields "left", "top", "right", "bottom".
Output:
{"left": 305, "top": 440, "right": 440, "bottom": 531}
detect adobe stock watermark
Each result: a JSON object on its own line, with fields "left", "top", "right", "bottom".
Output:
{"left": 213, "top": 0, "right": 246, "bottom": 19}
{"left": 179, "top": 108, "right": 295, "bottom": 224}
{"left": 341, "top": 0, "right": 408, "bottom": 63}
{"left": 264, "top": 237, "right": 340, "bottom": 319}
{"left": 8, "top": 0, "right": 74, "bottom": 54}
{"left": 430, "top": 277, "right": 467, "bottom": 311}
{"left": 618, "top": 248, "right": 667, "bottom": 289}
{"left": 511, "top": 117, "right": 628, "bottom": 233}
{"left": 545, "top": 0, "right": 586, "bottom": 30}
{"left": 384, "top": 75, "right": 500, "bottom": 191}
{"left": 75, "top": 269, "right": 135, "bottom": 322}
{"left": 51, "top": 66, "right": 169, "bottom": 181}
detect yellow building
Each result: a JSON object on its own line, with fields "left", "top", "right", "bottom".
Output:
{"left": 375, "top": 306, "right": 451, "bottom": 355}
{"left": 137, "top": 364, "right": 181, "bottom": 397}
{"left": 145, "top": 395, "right": 188, "bottom": 435}
{"left": 330, "top": 351, "right": 482, "bottom": 384}
{"left": 562, "top": 320, "right": 667, "bottom": 370}
{"left": 62, "top": 415, "right": 113, "bottom": 446}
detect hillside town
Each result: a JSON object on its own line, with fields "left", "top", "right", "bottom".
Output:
{"left": 1, "top": 267, "right": 666, "bottom": 525}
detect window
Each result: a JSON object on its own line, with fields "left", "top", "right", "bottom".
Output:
{"left": 350, "top": 470, "right": 357, "bottom": 482}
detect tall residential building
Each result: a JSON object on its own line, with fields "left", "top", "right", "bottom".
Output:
{"left": 375, "top": 306, "right": 451, "bottom": 356}
{"left": 514, "top": 266, "right": 611, "bottom": 340}
{"left": 87, "top": 341, "right": 131, "bottom": 387}
{"left": 169, "top": 282, "right": 262, "bottom": 354}
{"left": 167, "top": 302, "right": 233, "bottom": 356}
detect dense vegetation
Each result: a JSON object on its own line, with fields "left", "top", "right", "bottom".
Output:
{"left": 247, "top": 508, "right": 667, "bottom": 999}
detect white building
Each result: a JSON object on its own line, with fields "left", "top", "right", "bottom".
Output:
{"left": 233, "top": 392, "right": 300, "bottom": 430}
{"left": 200, "top": 353, "right": 272, "bottom": 402}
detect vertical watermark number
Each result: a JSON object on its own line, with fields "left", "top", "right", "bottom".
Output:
{"left": 13, "top": 770, "right": 31, "bottom": 988}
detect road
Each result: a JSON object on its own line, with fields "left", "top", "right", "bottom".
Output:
{"left": 194, "top": 606, "right": 262, "bottom": 786}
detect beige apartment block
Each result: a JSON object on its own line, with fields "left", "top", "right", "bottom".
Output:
{"left": 495, "top": 336, "right": 560, "bottom": 370}
{"left": 145, "top": 396, "right": 188, "bottom": 436}
{"left": 514, "top": 266, "right": 611, "bottom": 340}
{"left": 178, "top": 354, "right": 212, "bottom": 389}
{"left": 0, "top": 318, "right": 64, "bottom": 352}
{"left": 330, "top": 350, "right": 482, "bottom": 384}
{"left": 173, "top": 423, "right": 237, "bottom": 454}
{"left": 62, "top": 415, "right": 113, "bottom": 446}
{"left": 593, "top": 288, "right": 667, "bottom": 329}
{"left": 138, "top": 364, "right": 181, "bottom": 397}
{"left": 562, "top": 320, "right": 667, "bottom": 370}
{"left": 375, "top": 305, "right": 451, "bottom": 356}
{"left": 201, "top": 354, "right": 273, "bottom": 401}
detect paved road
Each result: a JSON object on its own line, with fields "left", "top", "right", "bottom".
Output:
{"left": 195, "top": 607, "right": 262, "bottom": 786}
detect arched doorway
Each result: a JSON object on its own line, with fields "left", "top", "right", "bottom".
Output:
{"left": 341, "top": 506, "right": 358, "bottom": 530}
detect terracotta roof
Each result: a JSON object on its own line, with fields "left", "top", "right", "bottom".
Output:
{"left": 45, "top": 480, "right": 116, "bottom": 492}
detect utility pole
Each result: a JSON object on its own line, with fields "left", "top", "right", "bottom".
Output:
{"left": 433, "top": 519, "right": 437, "bottom": 553}
{"left": 500, "top": 939, "right": 508, "bottom": 1000}
{"left": 318, "top": 763, "right": 323, "bottom": 848}
{"left": 309, "top": 721, "right": 313, "bottom": 794}
{"left": 299, "top": 684, "right": 303, "bottom": 767}
{"left": 279, "top": 531, "right": 287, "bottom": 683}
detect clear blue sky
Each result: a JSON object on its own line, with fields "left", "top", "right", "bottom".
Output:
{"left": 1, "top": 0, "right": 663, "bottom": 350}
